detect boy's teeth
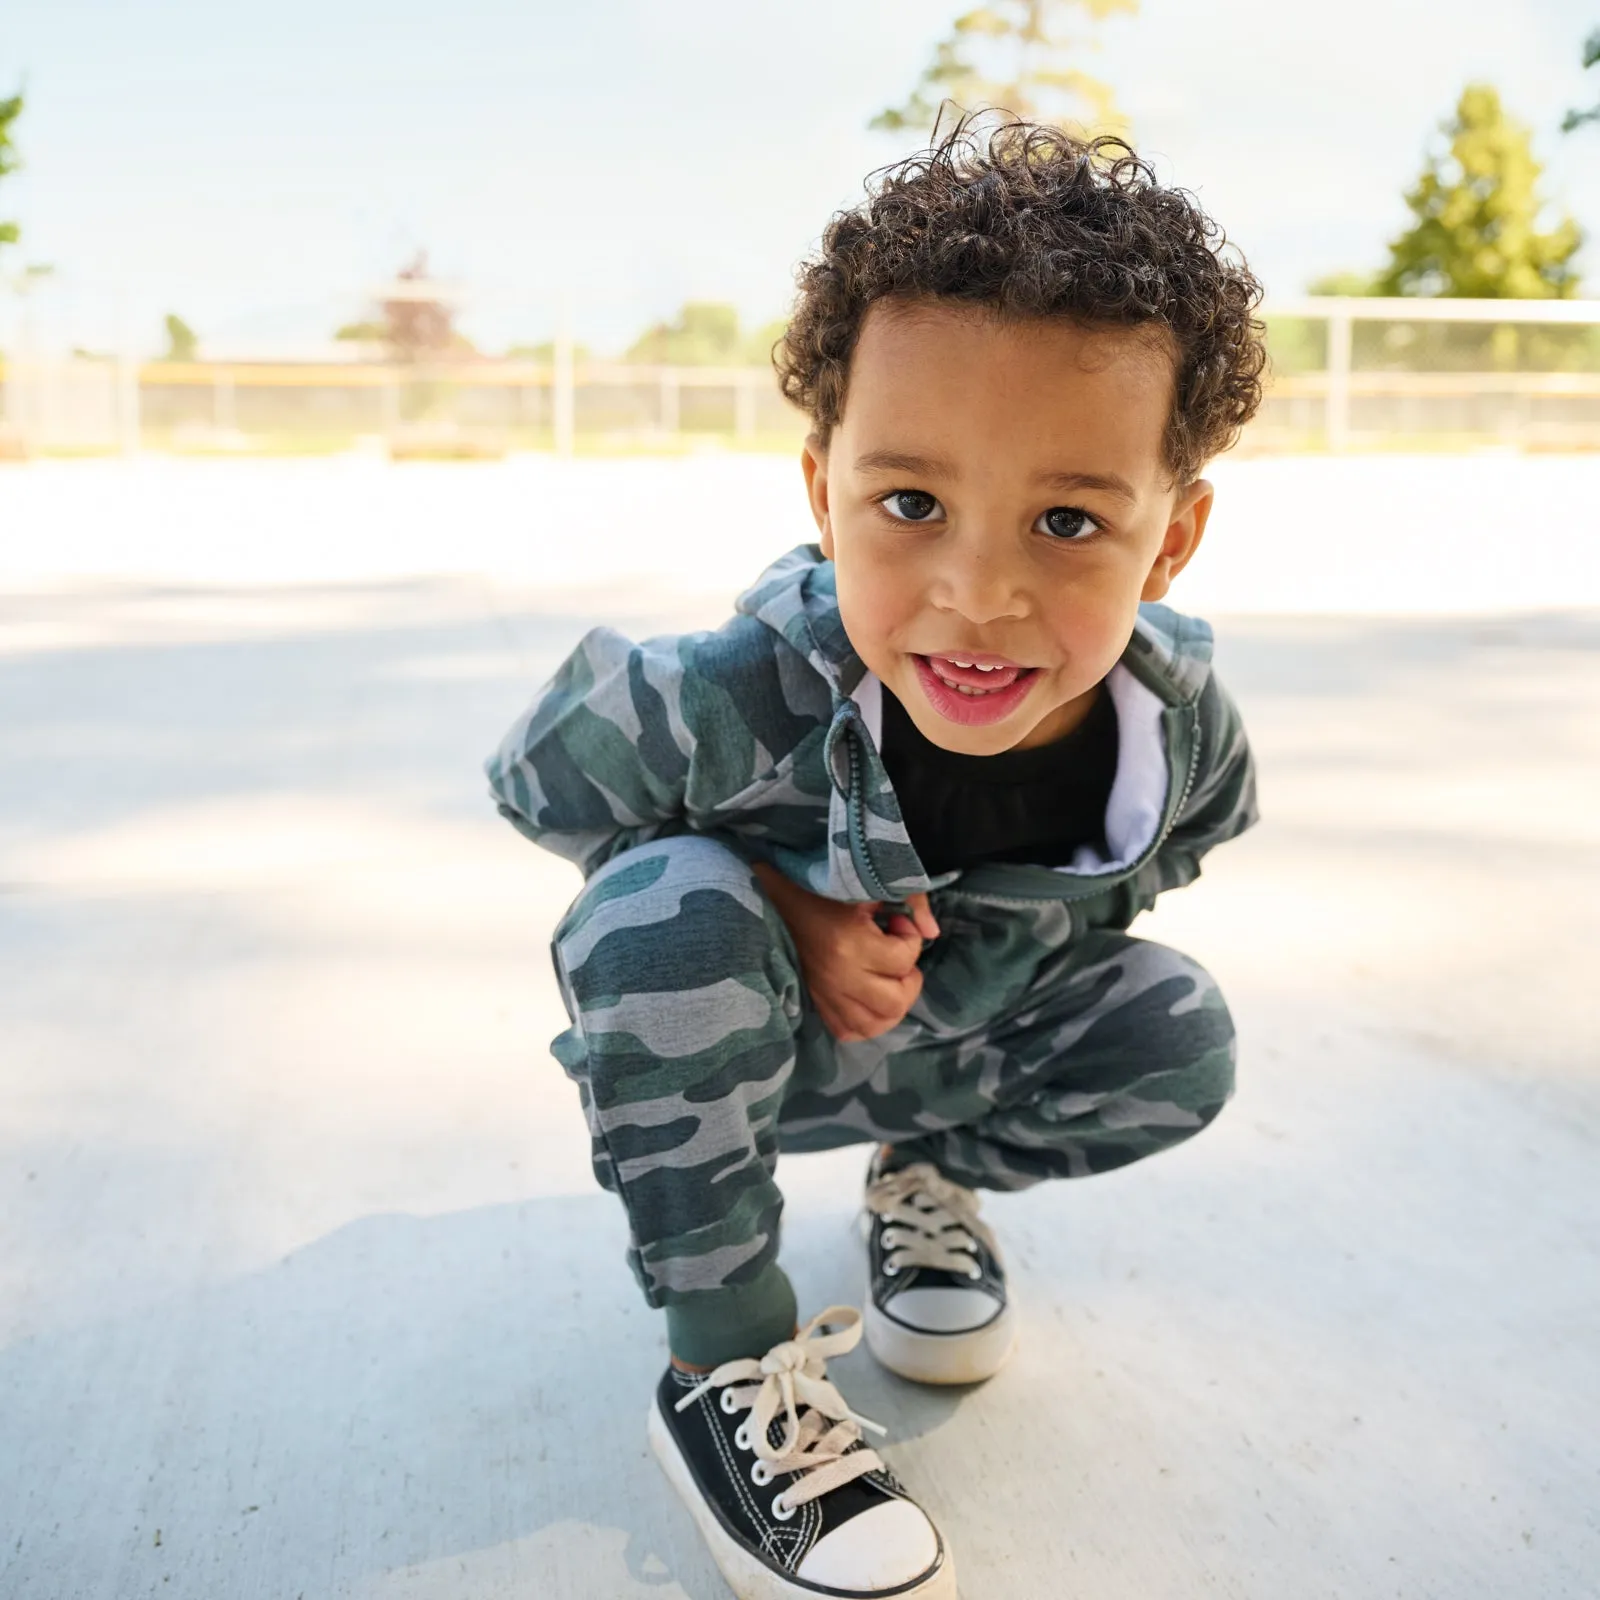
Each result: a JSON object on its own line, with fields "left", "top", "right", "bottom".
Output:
{"left": 935, "top": 665, "right": 1003, "bottom": 694}
{"left": 924, "top": 655, "right": 1030, "bottom": 697}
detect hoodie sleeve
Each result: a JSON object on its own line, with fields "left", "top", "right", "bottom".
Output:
{"left": 484, "top": 618, "right": 830, "bottom": 876}
{"left": 484, "top": 627, "right": 695, "bottom": 875}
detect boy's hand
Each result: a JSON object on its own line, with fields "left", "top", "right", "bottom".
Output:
{"left": 753, "top": 862, "right": 939, "bottom": 1042}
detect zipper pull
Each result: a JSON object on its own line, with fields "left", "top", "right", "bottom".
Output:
{"left": 824, "top": 701, "right": 863, "bottom": 798}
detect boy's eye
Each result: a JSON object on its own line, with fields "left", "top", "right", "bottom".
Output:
{"left": 881, "top": 490, "right": 943, "bottom": 522}
{"left": 1035, "top": 506, "right": 1100, "bottom": 541}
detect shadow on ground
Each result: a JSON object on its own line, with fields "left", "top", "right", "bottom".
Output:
{"left": 0, "top": 1187, "right": 985, "bottom": 1600}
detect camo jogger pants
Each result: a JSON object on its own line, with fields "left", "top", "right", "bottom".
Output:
{"left": 550, "top": 834, "right": 1236, "bottom": 1365}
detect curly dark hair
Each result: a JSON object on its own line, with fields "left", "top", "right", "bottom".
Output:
{"left": 775, "top": 120, "right": 1266, "bottom": 484}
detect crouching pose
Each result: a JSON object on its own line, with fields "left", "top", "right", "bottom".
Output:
{"left": 487, "top": 119, "right": 1264, "bottom": 1600}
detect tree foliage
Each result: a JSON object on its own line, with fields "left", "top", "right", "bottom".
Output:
{"left": 334, "top": 319, "right": 388, "bottom": 345}
{"left": 1, "top": 87, "right": 24, "bottom": 257}
{"left": 871, "top": 1, "right": 1136, "bottom": 137}
{"left": 505, "top": 339, "right": 592, "bottom": 363}
{"left": 625, "top": 302, "right": 785, "bottom": 366}
{"left": 1562, "top": 28, "right": 1600, "bottom": 132}
{"left": 163, "top": 313, "right": 199, "bottom": 362}
{"left": 1374, "top": 84, "right": 1581, "bottom": 300}
{"left": 1306, "top": 270, "right": 1378, "bottom": 297}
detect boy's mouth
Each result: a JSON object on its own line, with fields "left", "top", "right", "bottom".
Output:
{"left": 922, "top": 652, "right": 1028, "bottom": 691}
{"left": 913, "top": 653, "right": 1040, "bottom": 725}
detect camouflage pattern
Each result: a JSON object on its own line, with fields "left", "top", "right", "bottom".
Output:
{"left": 551, "top": 834, "right": 1237, "bottom": 1309}
{"left": 492, "top": 543, "right": 1258, "bottom": 1312}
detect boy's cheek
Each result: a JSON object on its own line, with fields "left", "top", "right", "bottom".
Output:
{"left": 833, "top": 563, "right": 901, "bottom": 654}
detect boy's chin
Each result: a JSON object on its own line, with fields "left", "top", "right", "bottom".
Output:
{"left": 899, "top": 694, "right": 1048, "bottom": 757}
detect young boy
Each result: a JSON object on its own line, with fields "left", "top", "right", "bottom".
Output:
{"left": 487, "top": 121, "right": 1264, "bottom": 1599}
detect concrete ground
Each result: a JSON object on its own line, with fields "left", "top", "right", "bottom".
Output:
{"left": 1, "top": 455, "right": 1597, "bottom": 1598}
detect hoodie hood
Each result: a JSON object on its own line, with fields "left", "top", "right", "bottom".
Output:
{"left": 489, "top": 542, "right": 1252, "bottom": 915}
{"left": 735, "top": 544, "right": 867, "bottom": 697}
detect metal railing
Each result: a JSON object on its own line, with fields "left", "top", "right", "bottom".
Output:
{"left": 5, "top": 299, "right": 1600, "bottom": 457}
{"left": 1254, "top": 296, "right": 1600, "bottom": 452}
{"left": 0, "top": 356, "right": 798, "bottom": 456}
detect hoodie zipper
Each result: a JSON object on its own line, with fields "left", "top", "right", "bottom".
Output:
{"left": 1172, "top": 704, "right": 1202, "bottom": 828}
{"left": 845, "top": 731, "right": 893, "bottom": 903}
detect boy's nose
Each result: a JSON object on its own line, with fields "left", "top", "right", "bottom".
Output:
{"left": 931, "top": 549, "right": 1029, "bottom": 625}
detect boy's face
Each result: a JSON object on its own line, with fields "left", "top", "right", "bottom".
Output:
{"left": 803, "top": 299, "right": 1213, "bottom": 754}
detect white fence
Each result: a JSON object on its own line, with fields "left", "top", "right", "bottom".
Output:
{"left": 1, "top": 355, "right": 794, "bottom": 456}
{"left": 1256, "top": 296, "right": 1600, "bottom": 452}
{"left": 4, "top": 298, "right": 1600, "bottom": 457}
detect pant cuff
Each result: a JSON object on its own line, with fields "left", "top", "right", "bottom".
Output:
{"left": 664, "top": 1261, "right": 798, "bottom": 1368}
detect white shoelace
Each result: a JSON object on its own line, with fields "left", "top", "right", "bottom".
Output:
{"left": 673, "top": 1306, "right": 888, "bottom": 1512}
{"left": 864, "top": 1161, "right": 998, "bottom": 1281}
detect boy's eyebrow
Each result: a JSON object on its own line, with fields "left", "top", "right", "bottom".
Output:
{"left": 855, "top": 449, "right": 958, "bottom": 478}
{"left": 855, "top": 449, "right": 1137, "bottom": 502}
{"left": 1038, "top": 469, "right": 1138, "bottom": 502}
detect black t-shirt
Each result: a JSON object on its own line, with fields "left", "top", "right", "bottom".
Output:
{"left": 879, "top": 684, "right": 1120, "bottom": 875}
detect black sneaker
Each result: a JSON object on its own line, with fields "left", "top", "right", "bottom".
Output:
{"left": 862, "top": 1151, "right": 1016, "bottom": 1386}
{"left": 647, "top": 1305, "right": 956, "bottom": 1598}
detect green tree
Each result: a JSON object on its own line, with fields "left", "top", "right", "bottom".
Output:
{"left": 163, "top": 313, "right": 199, "bottom": 362}
{"left": 1562, "top": 28, "right": 1600, "bottom": 132}
{"left": 505, "top": 338, "right": 592, "bottom": 362}
{"left": 1307, "top": 270, "right": 1377, "bottom": 297}
{"left": 871, "top": 1, "right": 1137, "bottom": 138}
{"left": 626, "top": 302, "right": 758, "bottom": 366}
{"left": 1, "top": 87, "right": 24, "bottom": 259}
{"left": 1375, "top": 84, "right": 1581, "bottom": 300}
{"left": 335, "top": 319, "right": 388, "bottom": 345}
{"left": 744, "top": 316, "right": 789, "bottom": 367}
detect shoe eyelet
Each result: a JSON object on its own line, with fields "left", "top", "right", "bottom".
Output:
{"left": 884, "top": 1262, "right": 900, "bottom": 1277}
{"left": 733, "top": 1422, "right": 751, "bottom": 1450}
{"left": 751, "top": 1460, "right": 772, "bottom": 1485}
{"left": 719, "top": 1389, "right": 740, "bottom": 1414}
{"left": 771, "top": 1493, "right": 795, "bottom": 1521}
{"left": 968, "top": 1264, "right": 983, "bottom": 1280}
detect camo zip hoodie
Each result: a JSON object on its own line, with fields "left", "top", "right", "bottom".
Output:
{"left": 486, "top": 543, "right": 1258, "bottom": 929}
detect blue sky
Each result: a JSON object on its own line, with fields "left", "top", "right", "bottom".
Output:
{"left": 3, "top": 0, "right": 1598, "bottom": 355}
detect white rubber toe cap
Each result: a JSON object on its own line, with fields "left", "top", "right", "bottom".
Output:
{"left": 794, "top": 1497, "right": 940, "bottom": 1590}
{"left": 885, "top": 1285, "right": 1003, "bottom": 1334}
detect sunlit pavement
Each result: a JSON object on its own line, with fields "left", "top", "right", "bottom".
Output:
{"left": 1, "top": 455, "right": 1597, "bottom": 1598}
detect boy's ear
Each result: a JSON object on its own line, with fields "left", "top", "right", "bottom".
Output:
{"left": 1141, "top": 478, "right": 1213, "bottom": 603}
{"left": 801, "top": 434, "right": 834, "bottom": 559}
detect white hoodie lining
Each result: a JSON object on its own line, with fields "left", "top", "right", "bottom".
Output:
{"left": 851, "top": 663, "right": 1169, "bottom": 878}
{"left": 851, "top": 672, "right": 884, "bottom": 747}
{"left": 1060, "top": 664, "right": 1168, "bottom": 875}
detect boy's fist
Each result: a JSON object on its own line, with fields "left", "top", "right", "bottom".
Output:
{"left": 752, "top": 862, "right": 939, "bottom": 1043}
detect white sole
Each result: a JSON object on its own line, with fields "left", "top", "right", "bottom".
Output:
{"left": 647, "top": 1397, "right": 958, "bottom": 1600}
{"left": 864, "top": 1299, "right": 1017, "bottom": 1387}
